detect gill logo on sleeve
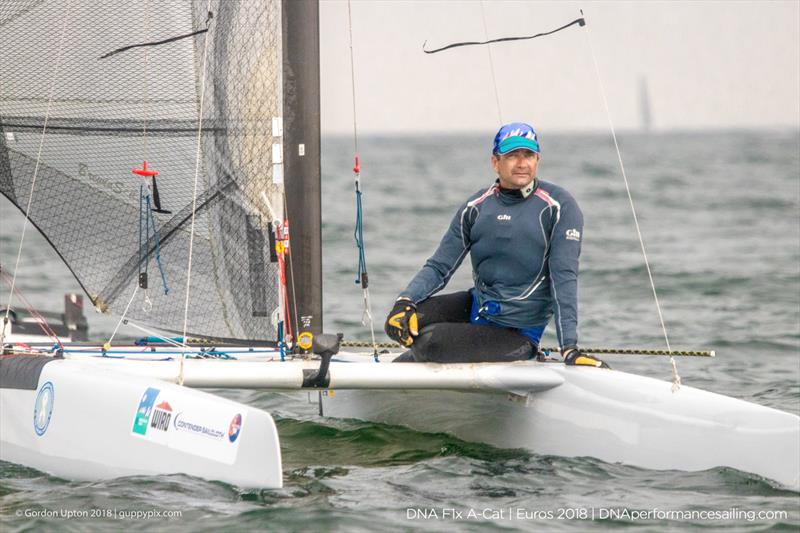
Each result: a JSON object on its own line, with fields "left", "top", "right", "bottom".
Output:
{"left": 565, "top": 228, "right": 581, "bottom": 241}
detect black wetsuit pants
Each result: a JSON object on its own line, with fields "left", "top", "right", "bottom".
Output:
{"left": 399, "top": 291, "right": 537, "bottom": 363}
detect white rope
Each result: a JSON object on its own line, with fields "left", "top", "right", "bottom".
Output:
{"left": 180, "top": 0, "right": 214, "bottom": 385}
{"left": 347, "top": 0, "right": 379, "bottom": 357}
{"left": 104, "top": 284, "right": 139, "bottom": 348}
{"left": 346, "top": 0, "right": 359, "bottom": 154}
{"left": 106, "top": 0, "right": 152, "bottom": 349}
{"left": 479, "top": 0, "right": 503, "bottom": 124}
{"left": 142, "top": 0, "right": 150, "bottom": 160}
{"left": 142, "top": 290, "right": 152, "bottom": 312}
{"left": 260, "top": 191, "right": 278, "bottom": 222}
{"left": 140, "top": 4, "right": 152, "bottom": 306}
{"left": 1, "top": 1, "right": 73, "bottom": 347}
{"left": 581, "top": 13, "right": 680, "bottom": 391}
{"left": 361, "top": 288, "right": 378, "bottom": 355}
{"left": 283, "top": 195, "right": 300, "bottom": 338}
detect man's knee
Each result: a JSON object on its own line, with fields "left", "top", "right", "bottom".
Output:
{"left": 410, "top": 323, "right": 534, "bottom": 363}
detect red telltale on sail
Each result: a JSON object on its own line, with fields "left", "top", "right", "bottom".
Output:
{"left": 132, "top": 160, "right": 158, "bottom": 177}
{"left": 133, "top": 161, "right": 170, "bottom": 214}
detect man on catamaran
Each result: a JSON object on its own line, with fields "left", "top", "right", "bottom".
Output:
{"left": 385, "top": 122, "right": 608, "bottom": 367}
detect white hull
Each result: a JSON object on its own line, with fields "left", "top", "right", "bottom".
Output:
{"left": 322, "top": 358, "right": 800, "bottom": 488}
{"left": 3, "top": 348, "right": 798, "bottom": 489}
{"left": 0, "top": 358, "right": 282, "bottom": 488}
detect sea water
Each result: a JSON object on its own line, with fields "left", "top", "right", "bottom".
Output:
{"left": 1, "top": 130, "right": 798, "bottom": 531}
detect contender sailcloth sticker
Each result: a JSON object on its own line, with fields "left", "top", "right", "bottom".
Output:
{"left": 131, "top": 387, "right": 245, "bottom": 465}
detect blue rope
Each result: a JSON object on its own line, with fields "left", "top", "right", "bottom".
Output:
{"left": 144, "top": 196, "right": 154, "bottom": 280}
{"left": 139, "top": 186, "right": 170, "bottom": 295}
{"left": 138, "top": 185, "right": 146, "bottom": 278}
{"left": 354, "top": 187, "right": 368, "bottom": 287}
{"left": 278, "top": 321, "right": 285, "bottom": 362}
{"left": 146, "top": 196, "right": 170, "bottom": 295}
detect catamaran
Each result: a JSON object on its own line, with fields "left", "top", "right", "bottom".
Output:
{"left": 1, "top": 0, "right": 798, "bottom": 491}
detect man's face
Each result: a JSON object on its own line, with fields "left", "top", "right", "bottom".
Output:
{"left": 491, "top": 149, "right": 539, "bottom": 189}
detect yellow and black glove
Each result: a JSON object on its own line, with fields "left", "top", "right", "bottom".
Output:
{"left": 385, "top": 298, "right": 419, "bottom": 347}
{"left": 562, "top": 346, "right": 610, "bottom": 369}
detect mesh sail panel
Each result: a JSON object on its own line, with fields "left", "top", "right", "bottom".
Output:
{"left": 0, "top": 0, "right": 284, "bottom": 341}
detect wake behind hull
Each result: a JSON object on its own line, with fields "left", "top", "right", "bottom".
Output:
{"left": 0, "top": 357, "right": 282, "bottom": 488}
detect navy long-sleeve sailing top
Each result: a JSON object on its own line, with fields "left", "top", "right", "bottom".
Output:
{"left": 399, "top": 178, "right": 583, "bottom": 348}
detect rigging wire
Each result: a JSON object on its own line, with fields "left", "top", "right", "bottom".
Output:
{"left": 261, "top": 190, "right": 294, "bottom": 358}
{"left": 141, "top": 4, "right": 150, "bottom": 310}
{"left": 179, "top": 0, "right": 215, "bottom": 385}
{"left": 143, "top": 0, "right": 150, "bottom": 162}
{"left": 283, "top": 195, "right": 300, "bottom": 341}
{"left": 101, "top": 1, "right": 152, "bottom": 350}
{"left": 1, "top": 0, "right": 72, "bottom": 348}
{"left": 347, "top": 0, "right": 379, "bottom": 358}
{"left": 137, "top": 2, "right": 171, "bottom": 298}
{"left": 579, "top": 11, "right": 680, "bottom": 391}
{"left": 0, "top": 268, "right": 62, "bottom": 347}
{"left": 104, "top": 284, "right": 140, "bottom": 350}
{"left": 347, "top": 0, "right": 359, "bottom": 157}
{"left": 104, "top": 0, "right": 153, "bottom": 351}
{"left": 478, "top": 0, "right": 503, "bottom": 124}
{"left": 273, "top": 219, "right": 293, "bottom": 359}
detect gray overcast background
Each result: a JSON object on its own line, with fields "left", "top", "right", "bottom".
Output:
{"left": 319, "top": 0, "right": 800, "bottom": 133}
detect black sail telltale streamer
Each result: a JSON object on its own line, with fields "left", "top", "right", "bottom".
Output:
{"left": 423, "top": 16, "right": 585, "bottom": 54}
{"left": 99, "top": 11, "right": 214, "bottom": 59}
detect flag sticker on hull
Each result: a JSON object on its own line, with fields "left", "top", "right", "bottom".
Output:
{"left": 132, "top": 387, "right": 159, "bottom": 436}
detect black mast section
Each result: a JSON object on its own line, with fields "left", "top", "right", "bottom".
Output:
{"left": 283, "top": 0, "right": 323, "bottom": 337}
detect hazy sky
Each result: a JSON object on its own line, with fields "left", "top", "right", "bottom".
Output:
{"left": 319, "top": 0, "right": 800, "bottom": 133}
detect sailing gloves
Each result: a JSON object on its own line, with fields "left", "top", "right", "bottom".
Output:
{"left": 562, "top": 346, "right": 610, "bottom": 369}
{"left": 385, "top": 301, "right": 607, "bottom": 365}
{"left": 385, "top": 298, "right": 419, "bottom": 347}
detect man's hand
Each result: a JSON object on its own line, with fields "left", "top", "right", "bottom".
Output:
{"left": 385, "top": 298, "right": 419, "bottom": 347}
{"left": 562, "top": 346, "right": 610, "bottom": 369}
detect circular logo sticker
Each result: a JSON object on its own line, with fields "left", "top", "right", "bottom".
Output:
{"left": 297, "top": 332, "right": 314, "bottom": 351}
{"left": 228, "top": 413, "right": 242, "bottom": 443}
{"left": 33, "top": 382, "right": 54, "bottom": 436}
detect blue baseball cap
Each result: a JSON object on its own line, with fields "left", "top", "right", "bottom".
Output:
{"left": 492, "top": 122, "right": 540, "bottom": 155}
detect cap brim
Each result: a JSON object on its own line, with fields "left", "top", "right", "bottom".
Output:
{"left": 497, "top": 137, "right": 540, "bottom": 154}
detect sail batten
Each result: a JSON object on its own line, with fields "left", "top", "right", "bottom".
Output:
{"left": 1, "top": 0, "right": 289, "bottom": 342}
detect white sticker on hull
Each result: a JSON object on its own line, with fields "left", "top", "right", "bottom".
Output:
{"left": 131, "top": 387, "right": 244, "bottom": 465}
{"left": 33, "top": 382, "right": 55, "bottom": 436}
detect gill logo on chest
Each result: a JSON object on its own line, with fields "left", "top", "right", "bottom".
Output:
{"left": 497, "top": 214, "right": 511, "bottom": 221}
